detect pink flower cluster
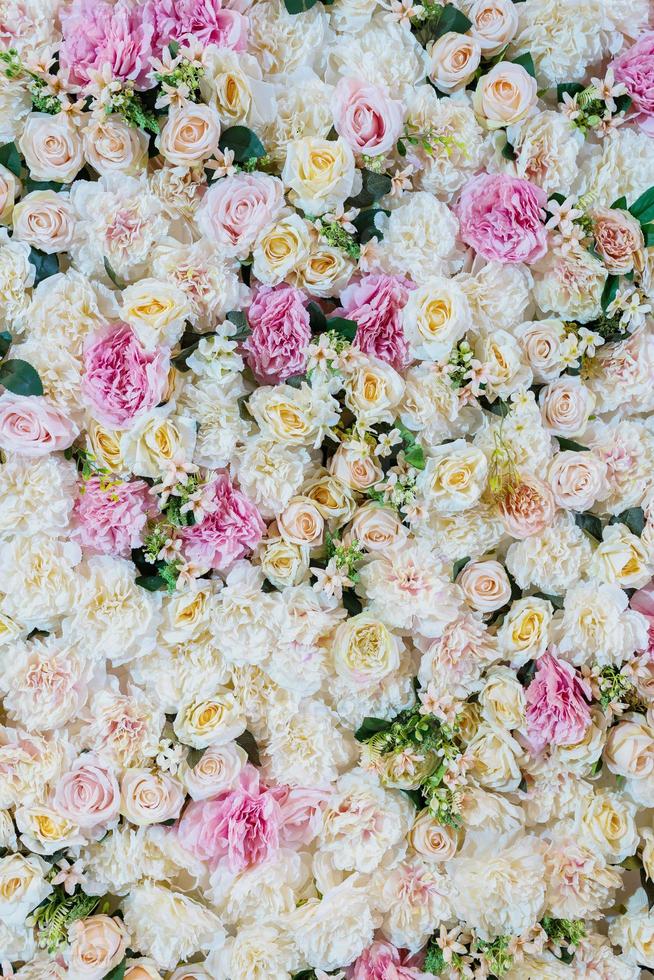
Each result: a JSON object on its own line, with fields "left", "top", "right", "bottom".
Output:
{"left": 456, "top": 172, "right": 548, "bottom": 265}
{"left": 180, "top": 473, "right": 265, "bottom": 570}
{"left": 613, "top": 32, "right": 654, "bottom": 135}
{"left": 244, "top": 285, "right": 311, "bottom": 384}
{"left": 525, "top": 652, "right": 592, "bottom": 753}
{"left": 73, "top": 476, "right": 152, "bottom": 558}
{"left": 338, "top": 274, "right": 413, "bottom": 370}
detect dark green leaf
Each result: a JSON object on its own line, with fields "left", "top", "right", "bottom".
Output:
{"left": 168, "top": 41, "right": 180, "bottom": 58}
{"left": 347, "top": 169, "right": 392, "bottom": 209}
{"left": 29, "top": 247, "right": 59, "bottom": 286}
{"left": 614, "top": 93, "right": 632, "bottom": 115}
{"left": 0, "top": 141, "right": 20, "bottom": 177}
{"left": 556, "top": 437, "right": 590, "bottom": 452}
{"left": 611, "top": 195, "right": 628, "bottom": 210}
{"left": 24, "top": 178, "right": 64, "bottom": 193}
{"left": 629, "top": 185, "right": 654, "bottom": 224}
{"left": 0, "top": 330, "right": 11, "bottom": 359}
{"left": 477, "top": 394, "right": 510, "bottom": 417}
{"left": 103, "top": 257, "right": 126, "bottom": 289}
{"left": 452, "top": 557, "right": 470, "bottom": 581}
{"left": 326, "top": 316, "right": 357, "bottom": 341}
{"left": 533, "top": 591, "right": 564, "bottom": 610}
{"left": 557, "top": 82, "right": 584, "bottom": 103}
{"left": 642, "top": 223, "right": 654, "bottom": 248}
{"left": 404, "top": 443, "right": 425, "bottom": 470}
{"left": 103, "top": 959, "right": 126, "bottom": 980}
{"left": 284, "top": 0, "right": 317, "bottom": 12}
{"left": 397, "top": 139, "right": 406, "bottom": 157}
{"left": 342, "top": 590, "right": 363, "bottom": 617}
{"left": 609, "top": 506, "right": 645, "bottom": 537}
{"left": 236, "top": 729, "right": 261, "bottom": 766}
{"left": 517, "top": 659, "right": 537, "bottom": 687}
{"left": 352, "top": 207, "right": 388, "bottom": 244}
{"left": 0, "top": 359, "right": 43, "bottom": 396}
{"left": 574, "top": 511, "right": 603, "bottom": 542}
{"left": 512, "top": 51, "right": 536, "bottom": 78}
{"left": 307, "top": 301, "right": 327, "bottom": 334}
{"left": 601, "top": 274, "right": 619, "bottom": 313}
{"left": 135, "top": 574, "right": 166, "bottom": 591}
{"left": 590, "top": 757, "right": 603, "bottom": 777}
{"left": 401, "top": 788, "right": 424, "bottom": 809}
{"left": 354, "top": 716, "right": 391, "bottom": 742}
{"left": 433, "top": 2, "right": 472, "bottom": 37}
{"left": 219, "top": 125, "right": 266, "bottom": 163}
{"left": 501, "top": 138, "right": 516, "bottom": 161}
{"left": 226, "top": 309, "right": 249, "bottom": 340}
{"left": 284, "top": 373, "right": 306, "bottom": 388}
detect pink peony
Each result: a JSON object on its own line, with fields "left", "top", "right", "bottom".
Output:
{"left": 59, "top": 0, "right": 155, "bottom": 91}
{"left": 348, "top": 941, "right": 429, "bottom": 980}
{"left": 180, "top": 473, "right": 265, "bottom": 570}
{"left": 197, "top": 172, "right": 285, "bottom": 259}
{"left": 632, "top": 581, "right": 654, "bottom": 652}
{"left": 177, "top": 765, "right": 281, "bottom": 872}
{"left": 272, "top": 785, "right": 329, "bottom": 846}
{"left": 337, "top": 274, "right": 413, "bottom": 370}
{"left": 72, "top": 476, "right": 152, "bottom": 558}
{"left": 612, "top": 33, "right": 654, "bottom": 136}
{"left": 525, "top": 652, "right": 591, "bottom": 753}
{"left": 82, "top": 323, "right": 169, "bottom": 430}
{"left": 53, "top": 754, "right": 120, "bottom": 831}
{"left": 456, "top": 172, "right": 548, "bottom": 264}
{"left": 0, "top": 394, "right": 77, "bottom": 456}
{"left": 243, "top": 285, "right": 311, "bottom": 384}
{"left": 332, "top": 77, "right": 405, "bottom": 157}
{"left": 145, "top": 0, "right": 248, "bottom": 53}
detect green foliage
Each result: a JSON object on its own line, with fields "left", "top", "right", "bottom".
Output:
{"left": 597, "top": 664, "right": 643, "bottom": 712}
{"left": 219, "top": 126, "right": 266, "bottom": 163}
{"left": 347, "top": 169, "right": 392, "bottom": 208}
{"left": 236, "top": 730, "right": 261, "bottom": 766}
{"left": 0, "top": 141, "right": 21, "bottom": 177}
{"left": 609, "top": 506, "right": 645, "bottom": 537}
{"left": 574, "top": 511, "right": 603, "bottom": 542}
{"left": 512, "top": 51, "right": 536, "bottom": 77}
{"left": 29, "top": 247, "right": 59, "bottom": 286}
{"left": 0, "top": 359, "right": 44, "bottom": 396}
{"left": 629, "top": 185, "right": 654, "bottom": 225}
{"left": 32, "top": 888, "right": 100, "bottom": 953}
{"left": 541, "top": 917, "right": 586, "bottom": 950}
{"left": 106, "top": 83, "right": 159, "bottom": 134}
{"left": 154, "top": 58, "right": 204, "bottom": 102}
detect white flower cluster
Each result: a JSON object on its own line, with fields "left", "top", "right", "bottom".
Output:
{"left": 0, "top": 0, "right": 653, "bottom": 978}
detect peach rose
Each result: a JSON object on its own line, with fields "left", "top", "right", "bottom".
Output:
{"left": 119, "top": 768, "right": 184, "bottom": 826}
{"left": 468, "top": 0, "right": 519, "bottom": 56}
{"left": 182, "top": 742, "right": 247, "bottom": 801}
{"left": 473, "top": 62, "right": 538, "bottom": 129}
{"left": 83, "top": 115, "right": 149, "bottom": 176}
{"left": 547, "top": 451, "right": 608, "bottom": 511}
{"left": 350, "top": 502, "right": 408, "bottom": 552}
{"left": 499, "top": 475, "right": 556, "bottom": 538}
{"left": 408, "top": 809, "right": 459, "bottom": 861}
{"left": 18, "top": 112, "right": 84, "bottom": 183}
{"left": 0, "top": 162, "right": 19, "bottom": 224}
{"left": 328, "top": 441, "right": 383, "bottom": 491}
{"left": 458, "top": 559, "right": 512, "bottom": 612}
{"left": 68, "top": 915, "right": 129, "bottom": 980}
{"left": 277, "top": 495, "right": 324, "bottom": 546}
{"left": 539, "top": 377, "right": 595, "bottom": 437}
{"left": 157, "top": 103, "right": 222, "bottom": 166}
{"left": 0, "top": 394, "right": 78, "bottom": 456}
{"left": 592, "top": 206, "right": 645, "bottom": 275}
{"left": 428, "top": 32, "right": 482, "bottom": 94}
{"left": 12, "top": 190, "right": 75, "bottom": 254}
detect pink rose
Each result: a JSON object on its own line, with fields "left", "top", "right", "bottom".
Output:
{"left": 272, "top": 785, "right": 329, "bottom": 846}
{"left": 331, "top": 77, "right": 404, "bottom": 156}
{"left": 82, "top": 323, "right": 169, "bottom": 429}
{"left": 0, "top": 394, "right": 77, "bottom": 456}
{"left": 145, "top": 0, "right": 248, "bottom": 52}
{"left": 612, "top": 33, "right": 654, "bottom": 135}
{"left": 632, "top": 581, "right": 654, "bottom": 653}
{"left": 177, "top": 765, "right": 281, "bottom": 871}
{"left": 348, "top": 941, "right": 429, "bottom": 980}
{"left": 180, "top": 474, "right": 265, "bottom": 570}
{"left": 337, "top": 274, "right": 413, "bottom": 370}
{"left": 456, "top": 172, "right": 548, "bottom": 264}
{"left": 525, "top": 652, "right": 591, "bottom": 753}
{"left": 60, "top": 0, "right": 155, "bottom": 92}
{"left": 244, "top": 285, "right": 311, "bottom": 384}
{"left": 72, "top": 476, "right": 151, "bottom": 558}
{"left": 53, "top": 754, "right": 120, "bottom": 830}
{"left": 197, "top": 173, "right": 285, "bottom": 259}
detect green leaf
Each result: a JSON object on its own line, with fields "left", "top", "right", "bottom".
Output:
{"left": 557, "top": 82, "right": 584, "bottom": 103}
{"left": 556, "top": 437, "right": 590, "bottom": 452}
{"left": 352, "top": 207, "right": 388, "bottom": 244}
{"left": 400, "top": 788, "right": 424, "bottom": 809}
{"left": 517, "top": 659, "right": 537, "bottom": 687}
{"left": 226, "top": 309, "right": 249, "bottom": 340}
{"left": 283, "top": 0, "right": 317, "bottom": 12}
{"left": 24, "top": 178, "right": 64, "bottom": 193}
{"left": 354, "top": 716, "right": 391, "bottom": 742}
{"left": 235, "top": 729, "right": 261, "bottom": 766}
{"left": 0, "top": 141, "right": 20, "bottom": 177}
{"left": 477, "top": 394, "right": 511, "bottom": 418}
{"left": 601, "top": 274, "right": 619, "bottom": 313}
{"left": 0, "top": 359, "right": 43, "bottom": 396}
{"left": 512, "top": 51, "right": 536, "bottom": 78}
{"left": 219, "top": 126, "right": 265, "bottom": 163}
{"left": 168, "top": 40, "right": 180, "bottom": 58}
{"left": 609, "top": 506, "right": 645, "bottom": 537}
{"left": 284, "top": 373, "right": 307, "bottom": 388}
{"left": 574, "top": 511, "right": 603, "bottom": 542}
{"left": 307, "top": 301, "right": 327, "bottom": 335}
{"left": 404, "top": 443, "right": 425, "bottom": 470}
{"left": 104, "top": 959, "right": 126, "bottom": 980}
{"left": 103, "top": 257, "right": 127, "bottom": 289}
{"left": 614, "top": 93, "right": 632, "bottom": 115}
{"left": 347, "top": 169, "right": 392, "bottom": 209}
{"left": 326, "top": 315, "right": 357, "bottom": 341}
{"left": 533, "top": 591, "right": 564, "bottom": 610}
{"left": 0, "top": 330, "right": 11, "bottom": 359}
{"left": 642, "top": 223, "right": 654, "bottom": 248}
{"left": 452, "top": 556, "right": 470, "bottom": 581}
{"left": 135, "top": 574, "right": 166, "bottom": 591}
{"left": 629, "top": 185, "right": 654, "bottom": 224}
{"left": 501, "top": 138, "right": 516, "bottom": 161}
{"left": 611, "top": 195, "right": 628, "bottom": 210}
{"left": 342, "top": 590, "right": 363, "bottom": 617}
{"left": 29, "top": 247, "right": 59, "bottom": 286}
{"left": 433, "top": 2, "right": 472, "bottom": 37}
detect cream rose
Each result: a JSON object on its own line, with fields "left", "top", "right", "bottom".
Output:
{"left": 401, "top": 276, "right": 470, "bottom": 363}
{"left": 547, "top": 450, "right": 608, "bottom": 511}
{"left": 121, "top": 278, "right": 191, "bottom": 351}
{"left": 458, "top": 559, "right": 511, "bottom": 612}
{"left": 12, "top": 191, "right": 75, "bottom": 254}
{"left": 252, "top": 213, "right": 312, "bottom": 285}
{"left": 85, "top": 421, "right": 127, "bottom": 475}
{"left": 83, "top": 115, "right": 149, "bottom": 175}
{"left": 120, "top": 769, "right": 185, "bottom": 826}
{"left": 408, "top": 809, "right": 459, "bottom": 861}
{"left": 418, "top": 439, "right": 488, "bottom": 513}
{"left": 328, "top": 441, "right": 383, "bottom": 491}
{"left": 427, "top": 32, "right": 482, "bottom": 94}
{"left": 605, "top": 716, "right": 654, "bottom": 780}
{"left": 590, "top": 523, "right": 652, "bottom": 589}
{"left": 514, "top": 318, "right": 567, "bottom": 383}
{"left": 296, "top": 240, "right": 354, "bottom": 298}
{"left": 259, "top": 537, "right": 309, "bottom": 588}
{"left": 350, "top": 502, "right": 408, "bottom": 553}
{"left": 157, "top": 103, "right": 221, "bottom": 166}
{"left": 343, "top": 355, "right": 404, "bottom": 425}
{"left": 67, "top": 916, "right": 129, "bottom": 980}
{"left": 304, "top": 474, "right": 356, "bottom": 521}
{"left": 479, "top": 666, "right": 526, "bottom": 731}
{"left": 18, "top": 112, "right": 84, "bottom": 183}
{"left": 473, "top": 62, "right": 538, "bottom": 129}
{"left": 282, "top": 136, "right": 357, "bottom": 215}
{"left": 0, "top": 853, "right": 51, "bottom": 927}
{"left": 592, "top": 206, "right": 645, "bottom": 275}
{"left": 181, "top": 742, "right": 247, "bottom": 801}
{"left": 539, "top": 377, "right": 595, "bottom": 437}
{"left": 120, "top": 407, "right": 197, "bottom": 480}
{"left": 16, "top": 803, "right": 83, "bottom": 857}
{"left": 468, "top": 0, "right": 519, "bottom": 55}
{"left": 608, "top": 891, "right": 654, "bottom": 968}
{"left": 0, "top": 162, "right": 19, "bottom": 224}
{"left": 579, "top": 790, "right": 638, "bottom": 863}
{"left": 174, "top": 688, "right": 246, "bottom": 748}
{"left": 124, "top": 963, "right": 164, "bottom": 980}
{"left": 332, "top": 613, "right": 402, "bottom": 686}
{"left": 277, "top": 495, "right": 325, "bottom": 546}
{"left": 466, "top": 723, "right": 524, "bottom": 792}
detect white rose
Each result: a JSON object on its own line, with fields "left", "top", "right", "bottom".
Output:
{"left": 12, "top": 190, "right": 75, "bottom": 254}
{"left": 350, "top": 502, "right": 408, "bottom": 553}
{"left": 468, "top": 0, "right": 519, "bottom": 55}
{"left": 418, "top": 439, "right": 488, "bottom": 514}
{"left": 331, "top": 613, "right": 402, "bottom": 687}
{"left": 514, "top": 318, "right": 567, "bottom": 383}
{"left": 408, "top": 809, "right": 458, "bottom": 861}
{"left": 427, "top": 32, "right": 482, "bottom": 94}
{"left": 497, "top": 596, "right": 552, "bottom": 665}
{"left": 476, "top": 329, "right": 532, "bottom": 399}
{"left": 466, "top": 722, "right": 524, "bottom": 791}
{"left": 605, "top": 716, "right": 654, "bottom": 781}
{"left": 174, "top": 688, "right": 246, "bottom": 749}
{"left": 120, "top": 769, "right": 184, "bottom": 826}
{"left": 19, "top": 112, "right": 84, "bottom": 183}
{"left": 121, "top": 278, "right": 191, "bottom": 351}
{"left": 609, "top": 890, "right": 654, "bottom": 968}
{"left": 590, "top": 523, "right": 652, "bottom": 589}
{"left": 83, "top": 115, "right": 149, "bottom": 176}
{"left": 0, "top": 162, "right": 19, "bottom": 224}
{"left": 539, "top": 377, "right": 595, "bottom": 437}
{"left": 120, "top": 406, "right": 197, "bottom": 480}
{"left": 458, "top": 559, "right": 511, "bottom": 612}
{"left": 0, "top": 853, "right": 51, "bottom": 927}
{"left": 547, "top": 450, "right": 608, "bottom": 511}
{"left": 473, "top": 62, "right": 538, "bottom": 129}
{"left": 258, "top": 537, "right": 309, "bottom": 588}
{"left": 157, "top": 103, "right": 221, "bottom": 166}
{"left": 478, "top": 665, "right": 526, "bottom": 730}
{"left": 343, "top": 354, "right": 404, "bottom": 425}
{"left": 67, "top": 916, "right": 129, "bottom": 980}
{"left": 579, "top": 790, "right": 638, "bottom": 863}
{"left": 181, "top": 742, "right": 247, "bottom": 801}
{"left": 282, "top": 136, "right": 357, "bottom": 215}
{"left": 401, "top": 276, "right": 470, "bottom": 362}
{"left": 252, "top": 212, "right": 312, "bottom": 285}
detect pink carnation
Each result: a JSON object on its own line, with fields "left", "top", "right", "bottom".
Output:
{"left": 631, "top": 581, "right": 654, "bottom": 652}
{"left": 612, "top": 33, "right": 654, "bottom": 135}
{"left": 72, "top": 476, "right": 151, "bottom": 558}
{"left": 145, "top": 0, "right": 248, "bottom": 52}
{"left": 180, "top": 474, "right": 265, "bottom": 570}
{"left": 243, "top": 285, "right": 311, "bottom": 384}
{"left": 337, "top": 274, "right": 413, "bottom": 370}
{"left": 348, "top": 941, "right": 429, "bottom": 980}
{"left": 82, "top": 324, "right": 169, "bottom": 430}
{"left": 177, "top": 765, "right": 281, "bottom": 872}
{"left": 525, "top": 652, "right": 591, "bottom": 753}
{"left": 456, "top": 172, "right": 548, "bottom": 264}
{"left": 60, "top": 0, "right": 155, "bottom": 91}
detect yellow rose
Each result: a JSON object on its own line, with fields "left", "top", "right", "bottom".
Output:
{"left": 252, "top": 213, "right": 312, "bottom": 285}
{"left": 282, "top": 136, "right": 357, "bottom": 215}
{"left": 174, "top": 688, "right": 245, "bottom": 748}
{"left": 121, "top": 278, "right": 191, "bottom": 350}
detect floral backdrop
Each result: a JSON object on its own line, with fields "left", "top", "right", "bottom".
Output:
{"left": 1, "top": 0, "right": 654, "bottom": 978}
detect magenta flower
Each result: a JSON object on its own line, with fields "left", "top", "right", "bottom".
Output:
{"left": 525, "top": 652, "right": 591, "bottom": 753}
{"left": 180, "top": 474, "right": 265, "bottom": 571}
{"left": 456, "top": 172, "right": 548, "bottom": 264}
{"left": 337, "top": 274, "right": 413, "bottom": 370}
{"left": 72, "top": 477, "right": 152, "bottom": 558}
{"left": 244, "top": 285, "right": 311, "bottom": 384}
{"left": 60, "top": 0, "right": 156, "bottom": 91}
{"left": 145, "top": 0, "right": 248, "bottom": 53}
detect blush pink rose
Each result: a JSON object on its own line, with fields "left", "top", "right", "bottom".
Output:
{"left": 525, "top": 651, "right": 592, "bottom": 753}
{"left": 337, "top": 274, "right": 413, "bottom": 370}
{"left": 197, "top": 173, "right": 285, "bottom": 259}
{"left": 60, "top": 0, "right": 155, "bottom": 91}
{"left": 244, "top": 285, "right": 311, "bottom": 384}
{"left": 0, "top": 394, "right": 77, "bottom": 456}
{"left": 271, "top": 786, "right": 329, "bottom": 846}
{"left": 612, "top": 33, "right": 654, "bottom": 135}
{"left": 180, "top": 473, "right": 265, "bottom": 570}
{"left": 53, "top": 754, "right": 120, "bottom": 830}
{"left": 456, "top": 172, "right": 548, "bottom": 264}
{"left": 347, "top": 941, "right": 429, "bottom": 980}
{"left": 72, "top": 476, "right": 151, "bottom": 558}
{"left": 332, "top": 77, "right": 404, "bottom": 156}
{"left": 177, "top": 765, "right": 281, "bottom": 872}
{"left": 145, "top": 0, "right": 248, "bottom": 53}
{"left": 82, "top": 324, "right": 169, "bottom": 429}
{"left": 632, "top": 581, "right": 654, "bottom": 653}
